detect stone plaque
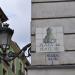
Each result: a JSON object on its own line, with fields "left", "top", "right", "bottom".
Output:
{"left": 36, "top": 26, "right": 64, "bottom": 52}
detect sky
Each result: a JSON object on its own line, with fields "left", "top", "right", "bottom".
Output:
{"left": 0, "top": 0, "right": 31, "bottom": 49}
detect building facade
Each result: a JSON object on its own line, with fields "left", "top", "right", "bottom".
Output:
{"left": 0, "top": 41, "right": 29, "bottom": 75}
{"left": 29, "top": 0, "right": 75, "bottom": 75}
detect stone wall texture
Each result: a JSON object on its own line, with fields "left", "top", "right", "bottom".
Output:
{"left": 31, "top": 0, "right": 75, "bottom": 65}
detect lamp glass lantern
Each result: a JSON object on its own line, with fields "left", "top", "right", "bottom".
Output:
{"left": 0, "top": 24, "right": 14, "bottom": 50}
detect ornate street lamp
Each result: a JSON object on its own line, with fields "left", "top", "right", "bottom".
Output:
{"left": 0, "top": 8, "right": 31, "bottom": 62}
{"left": 0, "top": 23, "right": 31, "bottom": 62}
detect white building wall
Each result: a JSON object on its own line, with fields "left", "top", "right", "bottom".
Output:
{"left": 30, "top": 0, "right": 75, "bottom": 75}
{"left": 31, "top": 0, "right": 75, "bottom": 65}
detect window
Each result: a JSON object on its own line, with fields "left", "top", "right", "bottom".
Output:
{"left": 3, "top": 68, "right": 7, "bottom": 75}
{"left": 19, "top": 62, "right": 24, "bottom": 75}
{"left": 11, "top": 60, "right": 16, "bottom": 73}
{"left": 19, "top": 63, "right": 22, "bottom": 75}
{"left": 20, "top": 63, "right": 22, "bottom": 71}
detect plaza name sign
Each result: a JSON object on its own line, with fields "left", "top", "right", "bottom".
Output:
{"left": 36, "top": 26, "right": 64, "bottom": 52}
